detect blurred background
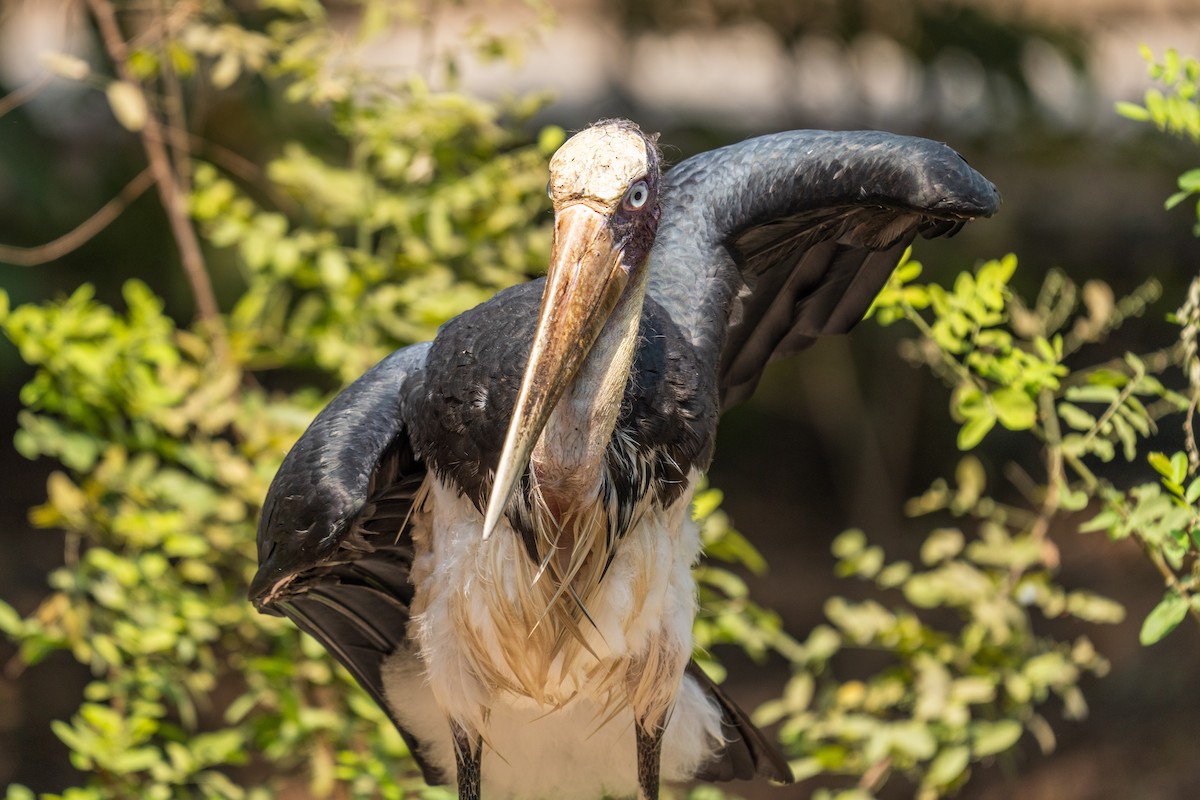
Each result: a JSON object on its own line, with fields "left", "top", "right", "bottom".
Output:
{"left": 2, "top": 0, "right": 1200, "bottom": 797}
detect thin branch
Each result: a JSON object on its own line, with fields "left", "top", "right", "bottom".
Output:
{"left": 858, "top": 756, "right": 892, "bottom": 792}
{"left": 0, "top": 168, "right": 155, "bottom": 266}
{"left": 902, "top": 302, "right": 979, "bottom": 388}
{"left": 1077, "top": 363, "right": 1144, "bottom": 453}
{"left": 154, "top": 0, "right": 192, "bottom": 194}
{"left": 83, "top": 0, "right": 226, "bottom": 354}
{"left": 183, "top": 130, "right": 303, "bottom": 217}
{"left": 1186, "top": 394, "right": 1199, "bottom": 472}
{"left": 0, "top": 73, "right": 52, "bottom": 119}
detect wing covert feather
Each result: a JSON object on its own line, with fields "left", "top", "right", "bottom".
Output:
{"left": 646, "top": 129, "right": 1000, "bottom": 409}
{"left": 251, "top": 341, "right": 443, "bottom": 782}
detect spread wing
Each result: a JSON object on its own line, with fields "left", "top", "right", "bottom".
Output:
{"left": 646, "top": 129, "right": 1001, "bottom": 409}
{"left": 249, "top": 342, "right": 444, "bottom": 782}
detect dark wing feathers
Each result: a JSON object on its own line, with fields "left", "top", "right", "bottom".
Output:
{"left": 251, "top": 342, "right": 444, "bottom": 782}
{"left": 647, "top": 129, "right": 1000, "bottom": 409}
{"left": 688, "top": 661, "right": 794, "bottom": 784}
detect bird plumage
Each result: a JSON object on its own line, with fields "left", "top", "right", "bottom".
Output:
{"left": 251, "top": 121, "right": 999, "bottom": 799}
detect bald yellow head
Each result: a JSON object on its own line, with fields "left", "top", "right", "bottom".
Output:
{"left": 549, "top": 121, "right": 659, "bottom": 213}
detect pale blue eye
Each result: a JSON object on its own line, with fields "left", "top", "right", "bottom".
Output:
{"left": 624, "top": 180, "right": 649, "bottom": 210}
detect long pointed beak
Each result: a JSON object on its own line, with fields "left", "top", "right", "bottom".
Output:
{"left": 481, "top": 203, "right": 627, "bottom": 540}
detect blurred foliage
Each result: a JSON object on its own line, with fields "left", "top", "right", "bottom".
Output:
{"left": 1095, "top": 47, "right": 1200, "bottom": 648}
{"left": 766, "top": 79, "right": 1200, "bottom": 789}
{"left": 1, "top": 0, "right": 564, "bottom": 798}
{"left": 761, "top": 253, "right": 1160, "bottom": 799}
{"left": 0, "top": 2, "right": 1196, "bottom": 799}
{"left": 611, "top": 0, "right": 1085, "bottom": 100}
{"left": 1117, "top": 48, "right": 1200, "bottom": 234}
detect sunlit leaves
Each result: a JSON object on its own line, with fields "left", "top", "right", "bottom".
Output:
{"left": 1083, "top": 443, "right": 1200, "bottom": 645}
{"left": 855, "top": 206, "right": 1200, "bottom": 794}
{"left": 104, "top": 81, "right": 148, "bottom": 131}
{"left": 0, "top": 2, "right": 558, "bottom": 798}
{"left": 693, "top": 481, "right": 801, "bottom": 671}
{"left": 1140, "top": 592, "right": 1191, "bottom": 645}
{"left": 873, "top": 253, "right": 1070, "bottom": 450}
{"left": 1119, "top": 48, "right": 1200, "bottom": 233}
{"left": 191, "top": 84, "right": 556, "bottom": 384}
{"left": 761, "top": 493, "right": 1116, "bottom": 797}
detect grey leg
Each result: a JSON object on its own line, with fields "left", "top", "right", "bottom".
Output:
{"left": 635, "top": 718, "right": 664, "bottom": 800}
{"left": 451, "top": 721, "right": 482, "bottom": 800}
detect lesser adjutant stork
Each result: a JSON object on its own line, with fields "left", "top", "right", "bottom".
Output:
{"left": 250, "top": 120, "right": 1000, "bottom": 800}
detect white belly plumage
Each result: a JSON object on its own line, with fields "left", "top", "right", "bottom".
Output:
{"left": 381, "top": 473, "right": 725, "bottom": 800}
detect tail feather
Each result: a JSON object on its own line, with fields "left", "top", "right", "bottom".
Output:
{"left": 686, "top": 661, "right": 794, "bottom": 784}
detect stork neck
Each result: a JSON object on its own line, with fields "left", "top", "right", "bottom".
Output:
{"left": 532, "top": 266, "right": 649, "bottom": 504}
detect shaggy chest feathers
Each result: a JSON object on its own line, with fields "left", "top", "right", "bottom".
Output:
{"left": 399, "top": 281, "right": 718, "bottom": 722}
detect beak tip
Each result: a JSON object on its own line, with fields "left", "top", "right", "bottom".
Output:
{"left": 481, "top": 496, "right": 504, "bottom": 541}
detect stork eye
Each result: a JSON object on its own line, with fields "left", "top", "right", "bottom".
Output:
{"left": 545, "top": 180, "right": 553, "bottom": 199}
{"left": 623, "top": 180, "right": 650, "bottom": 211}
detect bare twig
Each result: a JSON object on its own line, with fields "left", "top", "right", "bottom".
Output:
{"left": 182, "top": 130, "right": 302, "bottom": 216}
{"left": 859, "top": 756, "right": 892, "bottom": 792}
{"left": 154, "top": 0, "right": 192, "bottom": 194}
{"left": 83, "top": 0, "right": 226, "bottom": 354}
{"left": 0, "top": 168, "right": 155, "bottom": 266}
{"left": 0, "top": 73, "right": 52, "bottom": 119}
{"left": 1176, "top": 274, "right": 1200, "bottom": 470}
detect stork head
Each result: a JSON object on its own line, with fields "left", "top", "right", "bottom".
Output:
{"left": 482, "top": 119, "right": 662, "bottom": 540}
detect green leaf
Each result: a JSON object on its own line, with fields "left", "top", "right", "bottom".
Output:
{"left": 1185, "top": 476, "right": 1200, "bottom": 505}
{"left": 972, "top": 720, "right": 1023, "bottom": 756}
{"left": 920, "top": 528, "right": 964, "bottom": 565}
{"left": 1115, "top": 100, "right": 1151, "bottom": 121}
{"left": 1171, "top": 452, "right": 1190, "bottom": 484}
{"left": 1140, "top": 591, "right": 1190, "bottom": 645}
{"left": 105, "top": 81, "right": 148, "bottom": 131}
{"left": 957, "top": 413, "right": 995, "bottom": 450}
{"left": 1177, "top": 169, "right": 1200, "bottom": 192}
{"left": 1066, "top": 384, "right": 1120, "bottom": 404}
{"left": 691, "top": 487, "right": 723, "bottom": 520}
{"left": 0, "top": 599, "right": 23, "bottom": 636}
{"left": 992, "top": 387, "right": 1037, "bottom": 430}
{"left": 212, "top": 53, "right": 242, "bottom": 90}
{"left": 925, "top": 745, "right": 970, "bottom": 788}
{"left": 1148, "top": 451, "right": 1174, "bottom": 479}
{"left": 1057, "top": 402, "right": 1096, "bottom": 431}
{"left": 4, "top": 784, "right": 36, "bottom": 800}
{"left": 831, "top": 529, "right": 866, "bottom": 559}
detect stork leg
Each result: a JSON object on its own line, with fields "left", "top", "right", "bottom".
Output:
{"left": 635, "top": 718, "right": 665, "bottom": 800}
{"left": 451, "top": 721, "right": 482, "bottom": 800}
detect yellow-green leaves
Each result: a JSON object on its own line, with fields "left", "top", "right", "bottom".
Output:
{"left": 1119, "top": 48, "right": 1200, "bottom": 143}
{"left": 1091, "top": 449, "right": 1200, "bottom": 644}
{"left": 846, "top": 234, "right": 1200, "bottom": 794}
{"left": 1140, "top": 591, "right": 1191, "bottom": 645}
{"left": 693, "top": 479, "right": 797, "bottom": 670}
{"left": 876, "top": 254, "right": 1076, "bottom": 450}
{"left": 105, "top": 81, "right": 148, "bottom": 131}
{"left": 991, "top": 385, "right": 1037, "bottom": 430}
{"left": 769, "top": 515, "right": 1114, "bottom": 798}
{"left": 1119, "top": 48, "right": 1200, "bottom": 234}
